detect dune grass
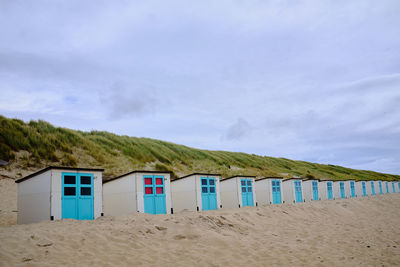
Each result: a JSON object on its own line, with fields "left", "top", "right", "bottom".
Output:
{"left": 0, "top": 115, "right": 399, "bottom": 181}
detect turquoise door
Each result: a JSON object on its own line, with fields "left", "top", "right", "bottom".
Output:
{"left": 241, "top": 179, "right": 254, "bottom": 206}
{"left": 201, "top": 177, "right": 217, "bottom": 210}
{"left": 371, "top": 182, "right": 375, "bottom": 195}
{"left": 379, "top": 182, "right": 383, "bottom": 194}
{"left": 143, "top": 175, "right": 166, "bottom": 214}
{"left": 340, "top": 182, "right": 345, "bottom": 199}
{"left": 327, "top": 182, "right": 333, "bottom": 199}
{"left": 350, "top": 181, "right": 355, "bottom": 197}
{"left": 392, "top": 182, "right": 396, "bottom": 193}
{"left": 398, "top": 182, "right": 400, "bottom": 192}
{"left": 386, "top": 182, "right": 389, "bottom": 193}
{"left": 362, "top": 182, "right": 366, "bottom": 196}
{"left": 294, "top": 181, "right": 303, "bottom": 202}
{"left": 62, "top": 173, "right": 94, "bottom": 220}
{"left": 312, "top": 181, "right": 318, "bottom": 201}
{"left": 271, "top": 180, "right": 282, "bottom": 204}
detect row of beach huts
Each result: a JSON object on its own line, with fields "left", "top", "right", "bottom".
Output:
{"left": 16, "top": 166, "right": 400, "bottom": 224}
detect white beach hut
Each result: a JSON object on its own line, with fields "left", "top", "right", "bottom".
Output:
{"left": 220, "top": 175, "right": 256, "bottom": 209}
{"left": 377, "top": 181, "right": 384, "bottom": 194}
{"left": 170, "top": 173, "right": 221, "bottom": 213}
{"left": 318, "top": 180, "right": 334, "bottom": 200}
{"left": 255, "top": 177, "right": 284, "bottom": 205}
{"left": 333, "top": 181, "right": 347, "bottom": 199}
{"left": 355, "top": 181, "right": 367, "bottom": 197}
{"left": 16, "top": 166, "right": 104, "bottom": 224}
{"left": 302, "top": 179, "right": 320, "bottom": 202}
{"left": 282, "top": 178, "right": 304, "bottom": 203}
{"left": 103, "top": 170, "right": 172, "bottom": 216}
{"left": 347, "top": 180, "right": 356, "bottom": 198}
{"left": 391, "top": 181, "right": 397, "bottom": 193}
{"left": 385, "top": 181, "right": 390, "bottom": 193}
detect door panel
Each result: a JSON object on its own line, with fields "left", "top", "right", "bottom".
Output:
{"left": 62, "top": 173, "right": 94, "bottom": 220}
{"left": 143, "top": 175, "right": 166, "bottom": 214}
{"left": 201, "top": 177, "right": 217, "bottom": 210}
{"left": 272, "top": 180, "right": 282, "bottom": 204}
{"left": 327, "top": 182, "right": 333, "bottom": 199}
{"left": 294, "top": 181, "right": 302, "bottom": 202}
{"left": 312, "top": 181, "right": 318, "bottom": 200}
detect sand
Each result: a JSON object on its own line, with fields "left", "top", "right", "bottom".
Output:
{"left": 0, "top": 178, "right": 400, "bottom": 266}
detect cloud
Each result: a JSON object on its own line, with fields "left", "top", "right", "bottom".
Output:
{"left": 100, "top": 82, "right": 159, "bottom": 119}
{"left": 225, "top": 118, "right": 251, "bottom": 141}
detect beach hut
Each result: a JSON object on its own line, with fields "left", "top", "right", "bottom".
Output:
{"left": 103, "top": 170, "right": 172, "bottom": 216}
{"left": 220, "top": 175, "right": 256, "bottom": 209}
{"left": 391, "top": 181, "right": 396, "bottom": 193}
{"left": 370, "top": 181, "right": 376, "bottom": 195}
{"left": 170, "top": 173, "right": 221, "bottom": 213}
{"left": 302, "top": 179, "right": 320, "bottom": 202}
{"left": 255, "top": 177, "right": 284, "bottom": 205}
{"left": 333, "top": 181, "right": 346, "bottom": 199}
{"left": 15, "top": 166, "right": 104, "bottom": 224}
{"left": 378, "top": 181, "right": 383, "bottom": 194}
{"left": 355, "top": 181, "right": 367, "bottom": 197}
{"left": 385, "top": 181, "right": 390, "bottom": 193}
{"left": 282, "top": 178, "right": 304, "bottom": 203}
{"left": 343, "top": 180, "right": 356, "bottom": 198}
{"left": 318, "top": 180, "right": 334, "bottom": 200}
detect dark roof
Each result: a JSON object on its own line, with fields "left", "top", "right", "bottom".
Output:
{"left": 15, "top": 166, "right": 104, "bottom": 183}
{"left": 302, "top": 178, "right": 321, "bottom": 182}
{"left": 178, "top": 173, "right": 221, "bottom": 180}
{"left": 222, "top": 175, "right": 256, "bottom": 181}
{"left": 282, "top": 178, "right": 303, "bottom": 182}
{"left": 104, "top": 170, "right": 172, "bottom": 184}
{"left": 255, "top": 177, "right": 284, "bottom": 181}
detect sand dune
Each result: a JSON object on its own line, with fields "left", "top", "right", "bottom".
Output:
{"left": 0, "top": 178, "right": 400, "bottom": 266}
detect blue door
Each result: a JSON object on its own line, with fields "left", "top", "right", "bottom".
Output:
{"left": 271, "top": 180, "right": 282, "bottom": 204}
{"left": 350, "top": 181, "right": 356, "bottom": 197}
{"left": 241, "top": 179, "right": 254, "bottom": 206}
{"left": 62, "top": 173, "right": 94, "bottom": 220}
{"left": 340, "top": 182, "right": 345, "bottom": 199}
{"left": 386, "top": 182, "right": 389, "bottom": 193}
{"left": 371, "top": 181, "right": 375, "bottom": 195}
{"left": 362, "top": 182, "right": 367, "bottom": 196}
{"left": 143, "top": 175, "right": 166, "bottom": 214}
{"left": 294, "top": 181, "right": 303, "bottom": 203}
{"left": 201, "top": 177, "right": 217, "bottom": 210}
{"left": 327, "top": 182, "right": 333, "bottom": 199}
{"left": 379, "top": 181, "right": 383, "bottom": 194}
{"left": 312, "top": 181, "right": 318, "bottom": 201}
{"left": 392, "top": 182, "right": 396, "bottom": 193}
{"left": 398, "top": 182, "right": 400, "bottom": 192}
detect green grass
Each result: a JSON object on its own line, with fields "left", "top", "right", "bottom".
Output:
{"left": 1, "top": 115, "right": 399, "bottom": 181}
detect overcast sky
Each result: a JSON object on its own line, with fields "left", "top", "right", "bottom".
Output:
{"left": 1, "top": 0, "right": 400, "bottom": 174}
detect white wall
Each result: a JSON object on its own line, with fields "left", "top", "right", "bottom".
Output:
{"left": 282, "top": 180, "right": 295, "bottom": 203}
{"left": 220, "top": 178, "right": 239, "bottom": 210}
{"left": 355, "top": 181, "right": 364, "bottom": 197}
{"left": 17, "top": 170, "right": 51, "bottom": 224}
{"left": 302, "top": 180, "right": 313, "bottom": 202}
{"left": 333, "top": 182, "right": 341, "bottom": 199}
{"left": 171, "top": 176, "right": 197, "bottom": 212}
{"left": 255, "top": 179, "right": 270, "bottom": 206}
{"left": 103, "top": 175, "right": 136, "bottom": 217}
{"left": 318, "top": 181, "right": 328, "bottom": 200}
{"left": 343, "top": 181, "right": 351, "bottom": 198}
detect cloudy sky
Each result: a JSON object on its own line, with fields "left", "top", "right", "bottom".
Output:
{"left": 1, "top": 0, "right": 400, "bottom": 174}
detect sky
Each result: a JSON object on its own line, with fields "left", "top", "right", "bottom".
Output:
{"left": 1, "top": 0, "right": 400, "bottom": 174}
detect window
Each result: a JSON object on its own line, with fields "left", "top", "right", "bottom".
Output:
{"left": 202, "top": 187, "right": 208, "bottom": 193}
{"left": 209, "top": 179, "right": 215, "bottom": 185}
{"left": 156, "top": 187, "right": 163, "bottom": 194}
{"left": 241, "top": 180, "right": 246, "bottom": 186}
{"left": 210, "top": 187, "right": 215, "bottom": 193}
{"left": 64, "top": 187, "right": 76, "bottom": 196}
{"left": 80, "top": 176, "right": 91, "bottom": 185}
{"left": 201, "top": 179, "right": 207, "bottom": 185}
{"left": 145, "top": 187, "right": 153, "bottom": 194}
{"left": 155, "top": 178, "right": 163, "bottom": 185}
{"left": 80, "top": 187, "right": 91, "bottom": 196}
{"left": 242, "top": 187, "right": 247, "bottom": 193}
{"left": 247, "top": 181, "right": 251, "bottom": 186}
{"left": 247, "top": 186, "right": 252, "bottom": 192}
{"left": 64, "top": 175, "right": 76, "bottom": 184}
{"left": 145, "top": 178, "right": 153, "bottom": 185}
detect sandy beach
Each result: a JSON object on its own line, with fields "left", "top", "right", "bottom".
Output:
{"left": 0, "top": 178, "right": 399, "bottom": 266}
